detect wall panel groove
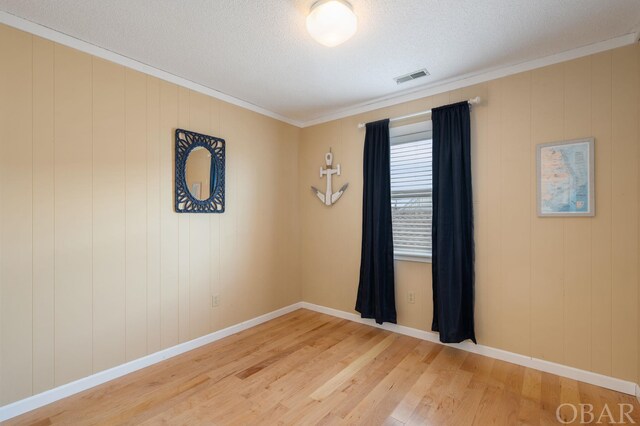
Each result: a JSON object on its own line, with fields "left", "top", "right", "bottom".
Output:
{"left": 0, "top": 25, "right": 34, "bottom": 405}
{"left": 32, "top": 36, "right": 55, "bottom": 395}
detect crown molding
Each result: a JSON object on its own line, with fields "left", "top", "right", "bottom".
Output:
{"left": 300, "top": 32, "right": 639, "bottom": 128}
{"left": 0, "top": 10, "right": 638, "bottom": 130}
{"left": 0, "top": 11, "right": 304, "bottom": 128}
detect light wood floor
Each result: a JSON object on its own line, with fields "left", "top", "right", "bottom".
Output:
{"left": 6, "top": 309, "right": 640, "bottom": 425}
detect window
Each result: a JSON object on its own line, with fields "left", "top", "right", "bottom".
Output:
{"left": 390, "top": 121, "right": 432, "bottom": 261}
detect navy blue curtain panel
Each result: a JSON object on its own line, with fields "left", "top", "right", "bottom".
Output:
{"left": 431, "top": 101, "right": 476, "bottom": 344}
{"left": 355, "top": 119, "right": 397, "bottom": 325}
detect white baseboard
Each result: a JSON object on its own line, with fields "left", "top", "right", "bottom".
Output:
{"left": 0, "top": 302, "right": 304, "bottom": 422}
{"left": 3, "top": 300, "right": 637, "bottom": 421}
{"left": 299, "top": 302, "right": 639, "bottom": 396}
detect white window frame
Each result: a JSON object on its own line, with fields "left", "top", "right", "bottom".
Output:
{"left": 389, "top": 121, "right": 433, "bottom": 263}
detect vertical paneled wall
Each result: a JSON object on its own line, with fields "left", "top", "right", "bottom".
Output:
{"left": 0, "top": 24, "right": 301, "bottom": 405}
{"left": 299, "top": 45, "right": 640, "bottom": 384}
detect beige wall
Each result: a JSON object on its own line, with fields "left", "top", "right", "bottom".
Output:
{"left": 0, "top": 24, "right": 301, "bottom": 405}
{"left": 300, "top": 45, "right": 640, "bottom": 384}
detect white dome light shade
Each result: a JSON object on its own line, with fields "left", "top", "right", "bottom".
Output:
{"left": 306, "top": 0, "right": 357, "bottom": 47}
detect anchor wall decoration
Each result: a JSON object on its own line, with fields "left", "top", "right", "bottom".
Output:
{"left": 311, "top": 149, "right": 348, "bottom": 206}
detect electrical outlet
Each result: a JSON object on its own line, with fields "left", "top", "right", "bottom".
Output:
{"left": 408, "top": 291, "right": 416, "bottom": 304}
{"left": 212, "top": 294, "right": 220, "bottom": 307}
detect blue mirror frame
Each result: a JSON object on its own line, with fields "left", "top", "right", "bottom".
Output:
{"left": 175, "top": 128, "right": 225, "bottom": 213}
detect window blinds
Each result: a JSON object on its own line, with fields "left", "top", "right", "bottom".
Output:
{"left": 390, "top": 128, "right": 432, "bottom": 258}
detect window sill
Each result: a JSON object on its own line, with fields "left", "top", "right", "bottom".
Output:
{"left": 394, "top": 254, "right": 432, "bottom": 264}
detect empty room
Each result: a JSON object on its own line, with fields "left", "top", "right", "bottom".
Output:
{"left": 1, "top": 1, "right": 640, "bottom": 424}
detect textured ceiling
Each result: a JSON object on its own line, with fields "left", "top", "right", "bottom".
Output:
{"left": 1, "top": 0, "right": 639, "bottom": 124}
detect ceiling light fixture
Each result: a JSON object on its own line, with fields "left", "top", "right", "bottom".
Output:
{"left": 306, "top": 0, "right": 358, "bottom": 47}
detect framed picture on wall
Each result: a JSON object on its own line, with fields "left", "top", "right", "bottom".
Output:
{"left": 536, "top": 138, "right": 594, "bottom": 217}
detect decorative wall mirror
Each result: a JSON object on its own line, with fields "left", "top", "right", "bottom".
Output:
{"left": 175, "top": 128, "right": 225, "bottom": 213}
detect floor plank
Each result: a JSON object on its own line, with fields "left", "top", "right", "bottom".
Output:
{"left": 5, "top": 309, "right": 640, "bottom": 425}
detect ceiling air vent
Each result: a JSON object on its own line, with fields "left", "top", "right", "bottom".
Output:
{"left": 394, "top": 69, "right": 430, "bottom": 84}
